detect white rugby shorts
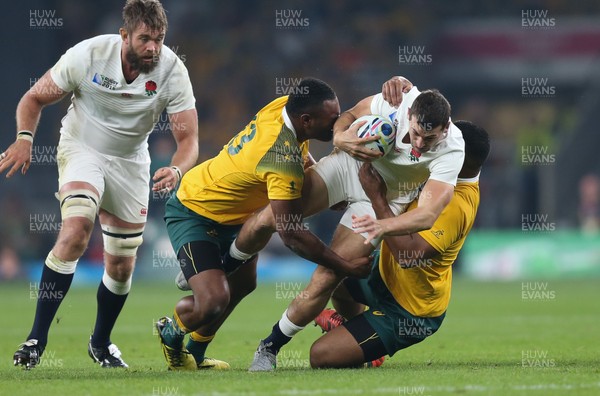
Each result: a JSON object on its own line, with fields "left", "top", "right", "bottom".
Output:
{"left": 56, "top": 136, "right": 150, "bottom": 224}
{"left": 311, "top": 149, "right": 408, "bottom": 246}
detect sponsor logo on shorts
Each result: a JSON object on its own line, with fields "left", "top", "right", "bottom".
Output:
{"left": 372, "top": 311, "right": 385, "bottom": 316}
{"left": 140, "top": 208, "right": 147, "bottom": 216}
{"left": 206, "top": 229, "right": 218, "bottom": 238}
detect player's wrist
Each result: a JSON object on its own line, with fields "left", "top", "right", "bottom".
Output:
{"left": 17, "top": 130, "right": 34, "bottom": 143}
{"left": 171, "top": 165, "right": 182, "bottom": 182}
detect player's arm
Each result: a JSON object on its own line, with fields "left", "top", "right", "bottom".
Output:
{"left": 353, "top": 163, "right": 454, "bottom": 244}
{"left": 332, "top": 96, "right": 381, "bottom": 162}
{"left": 333, "top": 76, "right": 412, "bottom": 161}
{"left": 0, "top": 71, "right": 69, "bottom": 178}
{"left": 270, "top": 198, "right": 370, "bottom": 278}
{"left": 355, "top": 164, "right": 438, "bottom": 264}
{"left": 152, "top": 108, "right": 199, "bottom": 192}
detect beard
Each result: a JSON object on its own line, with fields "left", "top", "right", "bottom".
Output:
{"left": 125, "top": 44, "right": 159, "bottom": 74}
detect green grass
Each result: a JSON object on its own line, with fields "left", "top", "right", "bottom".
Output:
{"left": 1, "top": 278, "right": 599, "bottom": 395}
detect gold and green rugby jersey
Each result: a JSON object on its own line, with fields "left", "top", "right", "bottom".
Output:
{"left": 177, "top": 96, "right": 309, "bottom": 225}
{"left": 379, "top": 178, "right": 480, "bottom": 317}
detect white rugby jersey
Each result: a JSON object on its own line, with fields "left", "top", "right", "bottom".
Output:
{"left": 50, "top": 34, "right": 195, "bottom": 157}
{"left": 370, "top": 87, "right": 464, "bottom": 203}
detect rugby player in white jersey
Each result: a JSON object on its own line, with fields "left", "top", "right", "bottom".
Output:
{"left": 243, "top": 77, "right": 465, "bottom": 370}
{"left": 0, "top": 0, "right": 198, "bottom": 369}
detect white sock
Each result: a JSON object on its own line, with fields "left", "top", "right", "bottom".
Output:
{"left": 102, "top": 271, "right": 131, "bottom": 295}
{"left": 229, "top": 239, "right": 253, "bottom": 261}
{"left": 278, "top": 309, "right": 305, "bottom": 337}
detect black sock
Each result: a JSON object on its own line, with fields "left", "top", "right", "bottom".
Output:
{"left": 262, "top": 321, "right": 292, "bottom": 354}
{"left": 27, "top": 265, "right": 74, "bottom": 350}
{"left": 222, "top": 252, "right": 249, "bottom": 274}
{"left": 91, "top": 281, "right": 128, "bottom": 348}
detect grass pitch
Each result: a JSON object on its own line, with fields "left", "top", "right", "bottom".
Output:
{"left": 1, "top": 278, "right": 598, "bottom": 395}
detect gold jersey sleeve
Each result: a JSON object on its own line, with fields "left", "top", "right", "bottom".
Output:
{"left": 176, "top": 96, "right": 307, "bottom": 225}
{"left": 379, "top": 181, "right": 480, "bottom": 317}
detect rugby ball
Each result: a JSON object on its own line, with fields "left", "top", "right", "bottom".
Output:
{"left": 352, "top": 115, "right": 396, "bottom": 156}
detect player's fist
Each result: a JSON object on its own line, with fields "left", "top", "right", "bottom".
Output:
{"left": 382, "top": 76, "right": 413, "bottom": 107}
{"left": 333, "top": 121, "right": 382, "bottom": 162}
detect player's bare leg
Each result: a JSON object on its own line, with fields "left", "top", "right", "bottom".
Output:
{"left": 309, "top": 321, "right": 368, "bottom": 368}
{"left": 14, "top": 182, "right": 97, "bottom": 369}
{"left": 157, "top": 239, "right": 232, "bottom": 370}
{"left": 186, "top": 256, "right": 258, "bottom": 369}
{"left": 250, "top": 226, "right": 373, "bottom": 371}
{"left": 331, "top": 281, "right": 366, "bottom": 320}
{"left": 87, "top": 209, "right": 144, "bottom": 368}
{"left": 287, "top": 227, "right": 371, "bottom": 325}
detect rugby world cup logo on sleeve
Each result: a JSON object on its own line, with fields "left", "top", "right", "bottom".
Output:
{"left": 145, "top": 80, "right": 157, "bottom": 96}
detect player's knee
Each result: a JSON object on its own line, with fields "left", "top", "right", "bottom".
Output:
{"left": 309, "top": 340, "right": 330, "bottom": 368}
{"left": 56, "top": 220, "right": 94, "bottom": 256}
{"left": 101, "top": 225, "right": 144, "bottom": 257}
{"left": 193, "top": 289, "right": 230, "bottom": 325}
{"left": 105, "top": 260, "right": 135, "bottom": 282}
{"left": 255, "top": 208, "right": 276, "bottom": 233}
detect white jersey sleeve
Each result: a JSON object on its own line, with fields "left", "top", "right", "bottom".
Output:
{"left": 50, "top": 43, "right": 88, "bottom": 92}
{"left": 370, "top": 87, "right": 421, "bottom": 132}
{"left": 165, "top": 57, "right": 195, "bottom": 114}
{"left": 370, "top": 92, "right": 396, "bottom": 118}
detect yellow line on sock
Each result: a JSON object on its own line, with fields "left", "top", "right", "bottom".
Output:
{"left": 190, "top": 332, "right": 215, "bottom": 343}
{"left": 173, "top": 310, "right": 191, "bottom": 333}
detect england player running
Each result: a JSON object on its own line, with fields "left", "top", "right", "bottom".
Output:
{"left": 309, "top": 120, "right": 490, "bottom": 367}
{"left": 1, "top": 0, "right": 198, "bottom": 369}
{"left": 244, "top": 77, "right": 465, "bottom": 371}
{"left": 155, "top": 78, "right": 370, "bottom": 371}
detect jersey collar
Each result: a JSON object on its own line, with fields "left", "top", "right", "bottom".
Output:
{"left": 282, "top": 107, "right": 297, "bottom": 137}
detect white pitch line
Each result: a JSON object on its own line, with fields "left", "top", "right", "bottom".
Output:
{"left": 191, "top": 382, "right": 600, "bottom": 396}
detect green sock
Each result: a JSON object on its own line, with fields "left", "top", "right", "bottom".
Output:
{"left": 161, "top": 317, "right": 186, "bottom": 348}
{"left": 186, "top": 332, "right": 214, "bottom": 362}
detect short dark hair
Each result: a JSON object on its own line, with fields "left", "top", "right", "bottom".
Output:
{"left": 454, "top": 120, "right": 490, "bottom": 171}
{"left": 122, "top": 0, "right": 168, "bottom": 33}
{"left": 409, "top": 90, "right": 451, "bottom": 132}
{"left": 286, "top": 78, "right": 337, "bottom": 117}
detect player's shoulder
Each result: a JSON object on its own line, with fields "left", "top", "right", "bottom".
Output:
{"left": 158, "top": 44, "right": 183, "bottom": 66}
{"left": 453, "top": 177, "right": 480, "bottom": 217}
{"left": 73, "top": 34, "right": 120, "bottom": 50}
{"left": 446, "top": 121, "right": 465, "bottom": 151}
{"left": 402, "top": 86, "right": 421, "bottom": 107}
{"left": 65, "top": 34, "right": 120, "bottom": 58}
{"left": 254, "top": 96, "right": 288, "bottom": 130}
{"left": 258, "top": 96, "right": 289, "bottom": 115}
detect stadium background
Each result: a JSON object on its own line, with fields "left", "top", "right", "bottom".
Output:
{"left": 1, "top": 0, "right": 600, "bottom": 285}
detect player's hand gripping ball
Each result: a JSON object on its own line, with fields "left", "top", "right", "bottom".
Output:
{"left": 352, "top": 115, "right": 396, "bottom": 156}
